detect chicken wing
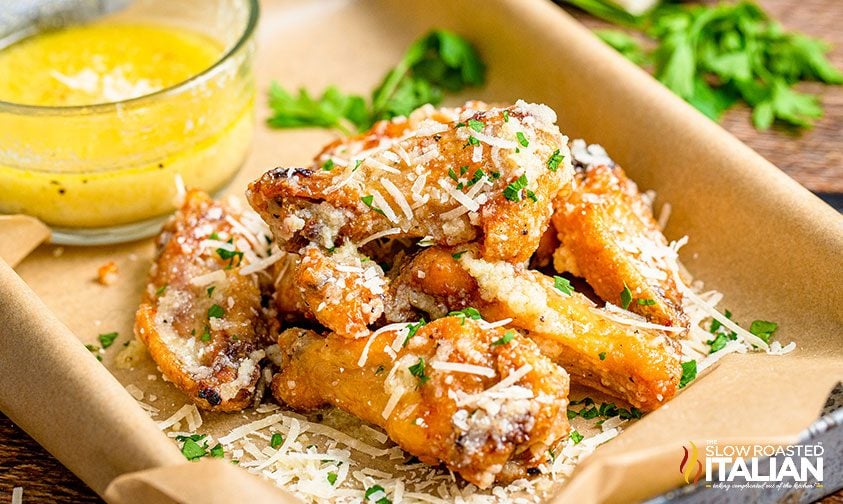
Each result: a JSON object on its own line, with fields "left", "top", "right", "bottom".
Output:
{"left": 135, "top": 190, "right": 276, "bottom": 411}
{"left": 271, "top": 316, "right": 570, "bottom": 488}
{"left": 248, "top": 100, "right": 573, "bottom": 264}
{"left": 386, "top": 246, "right": 683, "bottom": 411}
{"left": 551, "top": 141, "right": 687, "bottom": 330}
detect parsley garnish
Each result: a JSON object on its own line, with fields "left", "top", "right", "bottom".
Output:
{"left": 503, "top": 174, "right": 529, "bottom": 202}
{"left": 155, "top": 284, "right": 168, "bottom": 296}
{"left": 268, "top": 31, "right": 485, "bottom": 133}
{"left": 599, "top": 351, "right": 607, "bottom": 361}
{"left": 365, "top": 484, "right": 392, "bottom": 504}
{"left": 749, "top": 320, "right": 778, "bottom": 344}
{"left": 215, "top": 238, "right": 244, "bottom": 269}
{"left": 85, "top": 344, "right": 102, "bottom": 361}
{"left": 322, "top": 159, "right": 335, "bottom": 171}
{"left": 448, "top": 167, "right": 459, "bottom": 182}
{"left": 207, "top": 286, "right": 215, "bottom": 298}
{"left": 679, "top": 360, "right": 697, "bottom": 388}
{"left": 452, "top": 251, "right": 466, "bottom": 260}
{"left": 404, "top": 318, "right": 426, "bottom": 346}
{"left": 361, "top": 195, "right": 386, "bottom": 216}
{"left": 210, "top": 443, "right": 224, "bottom": 458}
{"left": 448, "top": 307, "right": 482, "bottom": 324}
{"left": 200, "top": 327, "right": 211, "bottom": 343}
{"left": 584, "top": 1, "right": 843, "bottom": 130}
{"left": 208, "top": 304, "right": 225, "bottom": 319}
{"left": 466, "top": 168, "right": 485, "bottom": 187}
{"left": 516, "top": 131, "right": 529, "bottom": 147}
{"left": 569, "top": 430, "right": 584, "bottom": 445}
{"left": 327, "top": 472, "right": 338, "bottom": 485}
{"left": 408, "top": 358, "right": 430, "bottom": 386}
{"left": 98, "top": 332, "right": 118, "bottom": 349}
{"left": 466, "top": 136, "right": 480, "bottom": 146}
{"left": 375, "top": 365, "right": 385, "bottom": 375}
{"left": 620, "top": 284, "right": 633, "bottom": 310}
{"left": 502, "top": 110, "right": 510, "bottom": 122}
{"left": 467, "top": 118, "right": 484, "bottom": 132}
{"left": 553, "top": 276, "right": 574, "bottom": 295}
{"left": 177, "top": 434, "right": 209, "bottom": 461}
{"left": 270, "top": 433, "right": 284, "bottom": 449}
{"left": 637, "top": 298, "right": 656, "bottom": 306}
{"left": 547, "top": 149, "right": 564, "bottom": 172}
{"left": 492, "top": 330, "right": 515, "bottom": 346}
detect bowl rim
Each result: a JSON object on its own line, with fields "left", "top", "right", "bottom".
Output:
{"left": 0, "top": 0, "right": 259, "bottom": 115}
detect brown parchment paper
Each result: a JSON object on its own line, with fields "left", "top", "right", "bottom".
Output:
{"left": 1, "top": 0, "right": 842, "bottom": 502}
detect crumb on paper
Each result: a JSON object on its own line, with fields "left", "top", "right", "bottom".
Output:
{"left": 51, "top": 247, "right": 64, "bottom": 257}
{"left": 147, "top": 374, "right": 157, "bottom": 381}
{"left": 115, "top": 339, "right": 147, "bottom": 369}
{"left": 97, "top": 261, "right": 119, "bottom": 285}
{"left": 125, "top": 383, "right": 145, "bottom": 401}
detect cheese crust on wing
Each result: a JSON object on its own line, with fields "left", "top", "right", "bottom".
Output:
{"left": 134, "top": 190, "right": 276, "bottom": 411}
{"left": 551, "top": 152, "right": 688, "bottom": 330}
{"left": 386, "top": 247, "right": 683, "bottom": 411}
{"left": 247, "top": 100, "right": 573, "bottom": 264}
{"left": 271, "top": 317, "right": 570, "bottom": 489}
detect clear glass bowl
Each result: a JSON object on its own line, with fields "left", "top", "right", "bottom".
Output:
{"left": 0, "top": 0, "right": 258, "bottom": 245}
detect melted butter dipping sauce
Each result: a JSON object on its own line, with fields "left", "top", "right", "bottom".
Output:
{"left": 0, "top": 22, "right": 255, "bottom": 229}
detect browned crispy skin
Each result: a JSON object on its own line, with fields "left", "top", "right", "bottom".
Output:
{"left": 387, "top": 247, "right": 682, "bottom": 411}
{"left": 295, "top": 243, "right": 386, "bottom": 338}
{"left": 135, "top": 190, "right": 274, "bottom": 411}
{"left": 272, "top": 317, "right": 570, "bottom": 488}
{"left": 248, "top": 101, "right": 572, "bottom": 264}
{"left": 552, "top": 163, "right": 688, "bottom": 330}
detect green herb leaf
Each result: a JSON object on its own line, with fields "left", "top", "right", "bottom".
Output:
{"left": 322, "top": 159, "right": 335, "bottom": 171}
{"left": 515, "top": 132, "right": 529, "bottom": 147}
{"left": 327, "top": 472, "right": 338, "bottom": 485}
{"left": 404, "top": 318, "right": 426, "bottom": 346}
{"left": 207, "top": 286, "right": 215, "bottom": 298}
{"left": 98, "top": 332, "right": 118, "bottom": 349}
{"left": 553, "top": 276, "right": 574, "bottom": 296}
{"left": 409, "top": 357, "right": 429, "bottom": 386}
{"left": 181, "top": 437, "right": 208, "bottom": 461}
{"left": 270, "top": 433, "right": 284, "bottom": 449}
{"left": 448, "top": 307, "right": 482, "bottom": 324}
{"left": 208, "top": 304, "right": 225, "bottom": 319}
{"left": 749, "top": 320, "right": 778, "bottom": 344}
{"left": 210, "top": 443, "right": 224, "bottom": 458}
{"left": 596, "top": 29, "right": 650, "bottom": 65}
{"left": 620, "top": 284, "right": 633, "bottom": 310}
{"left": 365, "top": 484, "right": 392, "bottom": 504}
{"left": 467, "top": 118, "right": 484, "bottom": 132}
{"left": 267, "top": 83, "right": 369, "bottom": 134}
{"left": 679, "top": 360, "right": 697, "bottom": 388}
{"left": 155, "top": 284, "right": 168, "bottom": 296}
{"left": 599, "top": 351, "right": 607, "bottom": 361}
{"left": 546, "top": 149, "right": 564, "bottom": 172}
{"left": 569, "top": 430, "right": 584, "bottom": 444}
{"left": 361, "top": 195, "right": 386, "bottom": 216}
{"left": 492, "top": 330, "right": 515, "bottom": 346}
{"left": 637, "top": 298, "right": 656, "bottom": 306}
{"left": 503, "top": 174, "right": 529, "bottom": 202}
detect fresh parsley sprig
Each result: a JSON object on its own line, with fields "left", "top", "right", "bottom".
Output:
{"left": 267, "top": 30, "right": 485, "bottom": 133}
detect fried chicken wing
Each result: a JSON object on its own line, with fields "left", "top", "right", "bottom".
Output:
{"left": 551, "top": 142, "right": 687, "bottom": 330}
{"left": 271, "top": 317, "right": 570, "bottom": 488}
{"left": 248, "top": 100, "right": 573, "bottom": 264}
{"left": 135, "top": 190, "right": 275, "bottom": 411}
{"left": 386, "top": 247, "right": 683, "bottom": 411}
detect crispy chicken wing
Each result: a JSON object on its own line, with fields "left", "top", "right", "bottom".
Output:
{"left": 551, "top": 142, "right": 687, "bottom": 330}
{"left": 271, "top": 316, "right": 570, "bottom": 488}
{"left": 386, "top": 247, "right": 683, "bottom": 411}
{"left": 135, "top": 190, "right": 275, "bottom": 411}
{"left": 248, "top": 100, "right": 573, "bottom": 264}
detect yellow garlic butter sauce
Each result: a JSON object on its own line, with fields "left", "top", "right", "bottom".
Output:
{"left": 0, "top": 23, "right": 255, "bottom": 228}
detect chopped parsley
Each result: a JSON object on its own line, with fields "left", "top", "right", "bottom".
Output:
{"left": 327, "top": 472, "right": 338, "bottom": 485}
{"left": 210, "top": 443, "right": 224, "bottom": 458}
{"left": 566, "top": 400, "right": 642, "bottom": 421}
{"left": 467, "top": 135, "right": 480, "bottom": 146}
{"left": 208, "top": 304, "right": 225, "bottom": 319}
{"left": 466, "top": 168, "right": 485, "bottom": 187}
{"left": 525, "top": 189, "right": 538, "bottom": 202}
{"left": 177, "top": 434, "right": 209, "bottom": 461}
{"left": 492, "top": 330, "right": 515, "bottom": 346}
{"left": 569, "top": 430, "right": 584, "bottom": 445}
{"left": 404, "top": 318, "right": 426, "bottom": 346}
{"left": 155, "top": 284, "right": 168, "bottom": 296}
{"left": 599, "top": 352, "right": 607, "bottom": 361}
{"left": 620, "top": 284, "right": 633, "bottom": 310}
{"left": 365, "top": 484, "right": 392, "bottom": 504}
{"left": 749, "top": 320, "right": 778, "bottom": 344}
{"left": 467, "top": 118, "right": 484, "bottom": 132}
{"left": 452, "top": 251, "right": 466, "bottom": 260}
{"left": 354, "top": 159, "right": 363, "bottom": 171}
{"left": 207, "top": 286, "right": 215, "bottom": 298}
{"left": 503, "top": 174, "right": 529, "bottom": 202}
{"left": 448, "top": 167, "right": 459, "bottom": 182}
{"left": 679, "top": 360, "right": 697, "bottom": 388}
{"left": 516, "top": 131, "right": 529, "bottom": 147}
{"left": 706, "top": 309, "right": 737, "bottom": 353}
{"left": 322, "top": 159, "right": 335, "bottom": 171}
{"left": 85, "top": 344, "right": 102, "bottom": 361}
{"left": 553, "top": 276, "right": 574, "bottom": 295}
{"left": 361, "top": 195, "right": 386, "bottom": 216}
{"left": 547, "top": 149, "right": 564, "bottom": 172}
{"left": 502, "top": 110, "right": 510, "bottom": 122}
{"left": 408, "top": 357, "right": 430, "bottom": 386}
{"left": 270, "top": 433, "right": 284, "bottom": 449}
{"left": 98, "top": 332, "right": 118, "bottom": 349}
{"left": 214, "top": 237, "right": 244, "bottom": 269}
{"left": 448, "top": 307, "right": 482, "bottom": 324}
{"left": 637, "top": 298, "right": 656, "bottom": 306}
{"left": 200, "top": 327, "right": 211, "bottom": 343}
{"left": 375, "top": 365, "right": 385, "bottom": 375}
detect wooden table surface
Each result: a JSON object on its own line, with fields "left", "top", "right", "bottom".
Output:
{"left": 1, "top": 1, "right": 841, "bottom": 502}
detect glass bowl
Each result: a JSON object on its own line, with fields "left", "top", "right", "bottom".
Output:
{"left": 0, "top": 0, "right": 259, "bottom": 245}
